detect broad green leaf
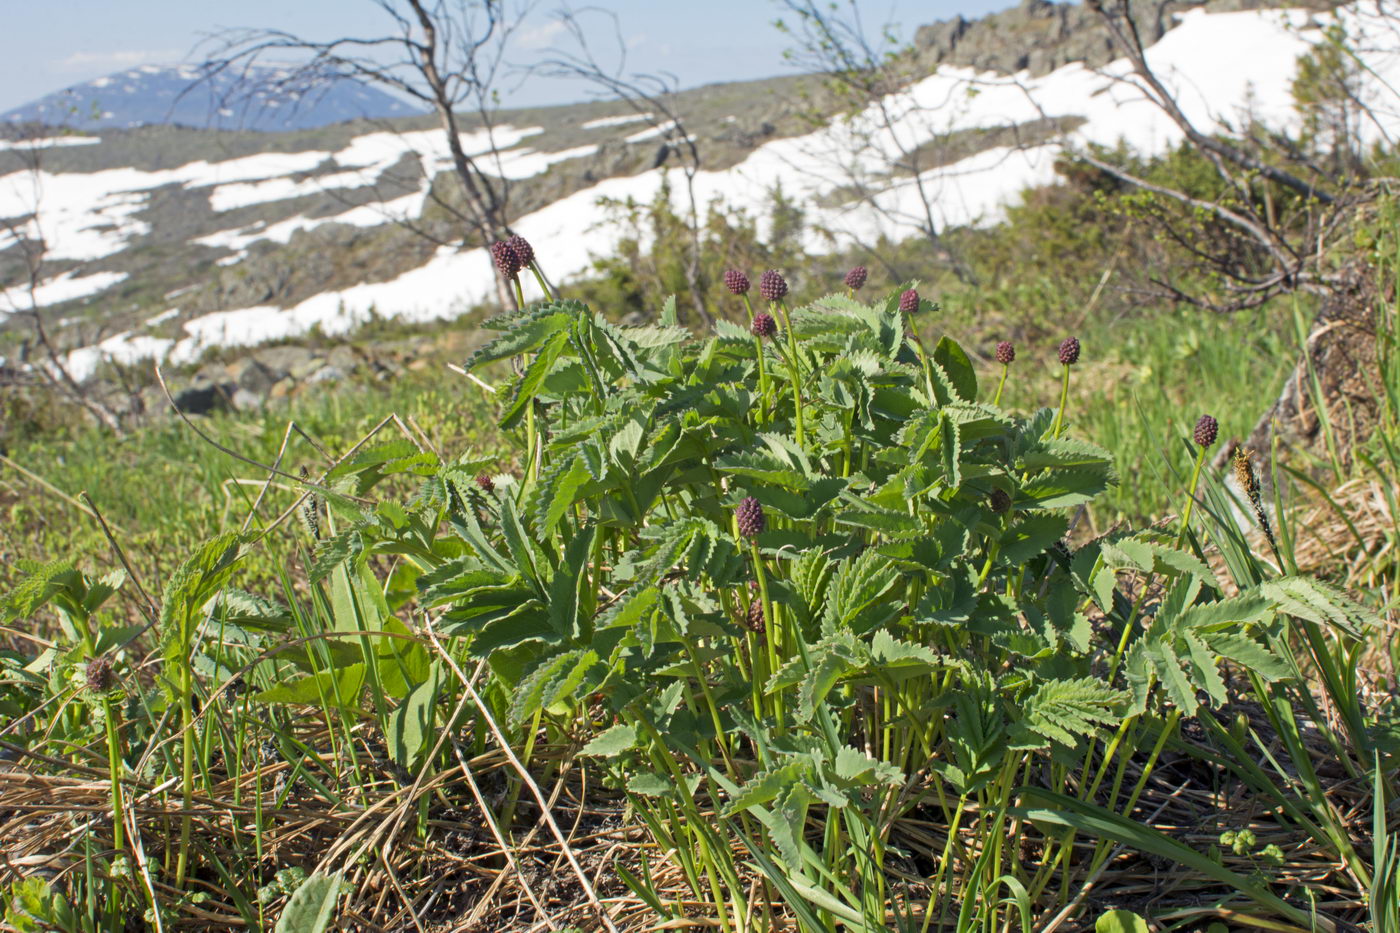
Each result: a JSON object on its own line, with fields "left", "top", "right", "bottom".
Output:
{"left": 274, "top": 872, "right": 345, "bottom": 933}
{"left": 256, "top": 663, "right": 366, "bottom": 708}
{"left": 932, "top": 336, "right": 977, "bottom": 402}
{"left": 388, "top": 667, "right": 440, "bottom": 769}
{"left": 1096, "top": 910, "right": 1149, "bottom": 933}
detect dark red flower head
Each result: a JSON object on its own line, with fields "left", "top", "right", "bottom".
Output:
{"left": 724, "top": 268, "right": 750, "bottom": 295}
{"left": 750, "top": 312, "right": 777, "bottom": 338}
{"left": 475, "top": 472, "right": 495, "bottom": 493}
{"left": 1058, "top": 336, "right": 1081, "bottom": 366}
{"left": 736, "top": 496, "right": 765, "bottom": 539}
{"left": 844, "top": 266, "right": 868, "bottom": 290}
{"left": 995, "top": 341, "right": 1015, "bottom": 365}
{"left": 744, "top": 597, "right": 765, "bottom": 633}
{"left": 759, "top": 270, "right": 788, "bottom": 302}
{"left": 988, "top": 488, "right": 1012, "bottom": 514}
{"left": 86, "top": 656, "right": 116, "bottom": 693}
{"left": 899, "top": 289, "right": 919, "bottom": 314}
{"left": 506, "top": 234, "right": 534, "bottom": 266}
{"left": 1193, "top": 414, "right": 1219, "bottom": 447}
{"left": 490, "top": 240, "right": 522, "bottom": 277}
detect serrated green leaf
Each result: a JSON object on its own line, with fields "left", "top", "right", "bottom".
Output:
{"left": 580, "top": 723, "right": 639, "bottom": 758}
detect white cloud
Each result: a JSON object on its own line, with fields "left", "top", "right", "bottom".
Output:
{"left": 514, "top": 20, "right": 567, "bottom": 50}
{"left": 54, "top": 50, "right": 179, "bottom": 73}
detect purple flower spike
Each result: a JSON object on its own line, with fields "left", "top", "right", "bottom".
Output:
{"left": 899, "top": 289, "right": 919, "bottom": 314}
{"left": 1058, "top": 336, "right": 1081, "bottom": 366}
{"left": 1193, "top": 414, "right": 1219, "bottom": 447}
{"left": 724, "top": 268, "right": 750, "bottom": 295}
{"left": 759, "top": 270, "right": 788, "bottom": 302}
{"left": 751, "top": 312, "right": 777, "bottom": 338}
{"left": 507, "top": 234, "right": 534, "bottom": 266}
{"left": 995, "top": 341, "right": 1015, "bottom": 364}
{"left": 844, "top": 266, "right": 868, "bottom": 290}
{"left": 736, "top": 496, "right": 766, "bottom": 539}
{"left": 490, "top": 240, "right": 522, "bottom": 277}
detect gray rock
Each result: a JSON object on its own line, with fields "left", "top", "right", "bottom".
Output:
{"left": 172, "top": 382, "right": 233, "bottom": 415}
{"left": 253, "top": 345, "right": 318, "bottom": 379}
{"left": 230, "top": 387, "right": 264, "bottom": 411}
{"left": 227, "top": 357, "right": 281, "bottom": 395}
{"left": 304, "top": 365, "right": 346, "bottom": 385}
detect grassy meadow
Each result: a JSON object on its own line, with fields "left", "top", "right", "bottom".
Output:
{"left": 3, "top": 152, "right": 1400, "bottom": 933}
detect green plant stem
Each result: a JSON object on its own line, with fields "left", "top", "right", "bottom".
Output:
{"left": 102, "top": 696, "right": 125, "bottom": 856}
{"left": 749, "top": 543, "right": 782, "bottom": 726}
{"left": 176, "top": 660, "right": 193, "bottom": 887}
{"left": 1178, "top": 445, "right": 1208, "bottom": 545}
{"left": 994, "top": 363, "right": 1009, "bottom": 407}
{"left": 512, "top": 274, "right": 526, "bottom": 310}
{"left": 1050, "top": 363, "right": 1071, "bottom": 437}
{"left": 910, "top": 331, "right": 936, "bottom": 402}
{"left": 529, "top": 262, "right": 553, "bottom": 300}
{"left": 774, "top": 300, "right": 805, "bottom": 446}
{"left": 753, "top": 336, "right": 770, "bottom": 426}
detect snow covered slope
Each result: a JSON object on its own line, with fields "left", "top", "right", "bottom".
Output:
{"left": 2, "top": 65, "right": 420, "bottom": 131}
{"left": 4, "top": 2, "right": 1399, "bottom": 379}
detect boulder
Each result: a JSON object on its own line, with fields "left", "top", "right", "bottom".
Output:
{"left": 172, "top": 382, "right": 233, "bottom": 415}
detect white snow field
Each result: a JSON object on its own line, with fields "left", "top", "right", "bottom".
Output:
{"left": 24, "top": 3, "right": 1400, "bottom": 379}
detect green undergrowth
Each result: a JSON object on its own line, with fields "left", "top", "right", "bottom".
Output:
{"left": 0, "top": 368, "right": 500, "bottom": 599}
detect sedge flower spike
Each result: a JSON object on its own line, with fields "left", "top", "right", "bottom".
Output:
{"left": 844, "top": 266, "right": 868, "bottom": 290}
{"left": 995, "top": 341, "right": 1015, "bottom": 364}
{"left": 1193, "top": 414, "right": 1219, "bottom": 447}
{"left": 899, "top": 289, "right": 919, "bottom": 314}
{"left": 736, "top": 496, "right": 766, "bottom": 539}
{"left": 724, "top": 268, "right": 750, "bottom": 295}
{"left": 750, "top": 312, "right": 777, "bottom": 338}
{"left": 1058, "top": 336, "right": 1081, "bottom": 365}
{"left": 758, "top": 270, "right": 788, "bottom": 302}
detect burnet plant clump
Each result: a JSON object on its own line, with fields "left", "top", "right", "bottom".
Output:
{"left": 380, "top": 242, "right": 1353, "bottom": 930}
{"left": 14, "top": 235, "right": 1360, "bottom": 932}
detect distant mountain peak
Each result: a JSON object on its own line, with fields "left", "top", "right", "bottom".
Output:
{"left": 3, "top": 64, "right": 421, "bottom": 132}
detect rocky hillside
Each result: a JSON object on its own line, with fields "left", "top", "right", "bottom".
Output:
{"left": 0, "top": 0, "right": 1387, "bottom": 384}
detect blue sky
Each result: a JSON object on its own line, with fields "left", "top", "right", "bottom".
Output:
{"left": 0, "top": 0, "right": 1019, "bottom": 115}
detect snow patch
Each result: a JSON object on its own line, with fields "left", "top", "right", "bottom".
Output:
{"left": 0, "top": 271, "right": 127, "bottom": 310}
{"left": 581, "top": 112, "right": 652, "bottom": 130}
{"left": 0, "top": 136, "right": 101, "bottom": 151}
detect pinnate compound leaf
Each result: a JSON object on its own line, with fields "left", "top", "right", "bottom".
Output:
{"left": 999, "top": 513, "right": 1069, "bottom": 566}
{"left": 832, "top": 745, "right": 903, "bottom": 787}
{"left": 500, "top": 330, "right": 570, "bottom": 431}
{"left": 0, "top": 559, "right": 79, "bottom": 622}
{"left": 508, "top": 649, "right": 597, "bottom": 727}
{"left": 1017, "top": 677, "right": 1125, "bottom": 747}
{"left": 722, "top": 763, "right": 805, "bottom": 817}
{"left": 530, "top": 454, "right": 594, "bottom": 533}
{"left": 1020, "top": 467, "right": 1112, "bottom": 509}
{"left": 465, "top": 309, "right": 572, "bottom": 370}
{"left": 579, "top": 723, "right": 638, "bottom": 758}
{"left": 1202, "top": 632, "right": 1292, "bottom": 681}
{"left": 1263, "top": 576, "right": 1373, "bottom": 637}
